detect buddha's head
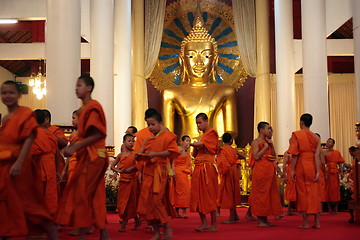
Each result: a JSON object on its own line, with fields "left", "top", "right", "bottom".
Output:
{"left": 180, "top": 16, "right": 219, "bottom": 84}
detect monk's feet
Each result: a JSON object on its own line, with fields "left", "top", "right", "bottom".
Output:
{"left": 257, "top": 222, "right": 270, "bottom": 228}
{"left": 131, "top": 219, "right": 142, "bottom": 231}
{"left": 181, "top": 214, "right": 188, "bottom": 218}
{"left": 298, "top": 225, "right": 309, "bottom": 229}
{"left": 164, "top": 226, "right": 173, "bottom": 239}
{"left": 221, "top": 219, "right": 235, "bottom": 224}
{"left": 26, "top": 233, "right": 47, "bottom": 239}
{"left": 275, "top": 215, "right": 284, "bottom": 220}
{"left": 245, "top": 215, "right": 257, "bottom": 221}
{"left": 150, "top": 233, "right": 161, "bottom": 240}
{"left": 311, "top": 225, "right": 320, "bottom": 229}
{"left": 234, "top": 215, "right": 240, "bottom": 221}
{"left": 286, "top": 211, "right": 297, "bottom": 216}
{"left": 100, "top": 229, "right": 110, "bottom": 240}
{"left": 204, "top": 225, "right": 217, "bottom": 232}
{"left": 349, "top": 218, "right": 355, "bottom": 223}
{"left": 194, "top": 224, "right": 208, "bottom": 232}
{"left": 265, "top": 222, "right": 277, "bottom": 227}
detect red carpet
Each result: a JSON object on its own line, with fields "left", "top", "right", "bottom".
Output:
{"left": 14, "top": 208, "right": 359, "bottom": 239}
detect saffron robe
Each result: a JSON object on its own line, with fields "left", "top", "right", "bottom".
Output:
{"left": 48, "top": 125, "right": 67, "bottom": 172}
{"left": 56, "top": 99, "right": 108, "bottom": 229}
{"left": 172, "top": 153, "right": 191, "bottom": 208}
{"left": 325, "top": 150, "right": 345, "bottom": 202}
{"left": 217, "top": 145, "right": 241, "bottom": 209}
{"left": 190, "top": 128, "right": 219, "bottom": 214}
{"left": 248, "top": 140, "right": 282, "bottom": 216}
{"left": 31, "top": 127, "right": 59, "bottom": 215}
{"left": 284, "top": 156, "right": 297, "bottom": 202}
{"left": 117, "top": 152, "right": 140, "bottom": 220}
{"left": 288, "top": 129, "right": 321, "bottom": 214}
{"left": 136, "top": 130, "right": 179, "bottom": 223}
{"left": 0, "top": 106, "right": 51, "bottom": 237}
{"left": 67, "top": 133, "right": 79, "bottom": 181}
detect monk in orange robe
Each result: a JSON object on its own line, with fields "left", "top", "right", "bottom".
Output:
{"left": 217, "top": 133, "right": 241, "bottom": 224}
{"left": 172, "top": 135, "right": 191, "bottom": 218}
{"left": 125, "top": 112, "right": 179, "bottom": 240}
{"left": 190, "top": 113, "right": 219, "bottom": 232}
{"left": 31, "top": 109, "right": 59, "bottom": 216}
{"left": 288, "top": 113, "right": 321, "bottom": 229}
{"left": 110, "top": 134, "right": 141, "bottom": 232}
{"left": 43, "top": 109, "right": 68, "bottom": 172}
{"left": 324, "top": 138, "right": 345, "bottom": 214}
{"left": 56, "top": 75, "right": 109, "bottom": 240}
{"left": 248, "top": 122, "right": 282, "bottom": 227}
{"left": 66, "top": 110, "right": 80, "bottom": 182}
{"left": 0, "top": 80, "right": 57, "bottom": 239}
{"left": 282, "top": 151, "right": 297, "bottom": 216}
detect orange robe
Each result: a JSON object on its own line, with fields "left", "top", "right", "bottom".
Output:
{"left": 284, "top": 157, "right": 297, "bottom": 202}
{"left": 0, "top": 106, "right": 51, "bottom": 237}
{"left": 325, "top": 150, "right": 345, "bottom": 202}
{"left": 31, "top": 127, "right": 59, "bottom": 215}
{"left": 319, "top": 165, "right": 326, "bottom": 202}
{"left": 217, "top": 145, "right": 241, "bottom": 209}
{"left": 117, "top": 152, "right": 140, "bottom": 220}
{"left": 67, "top": 133, "right": 79, "bottom": 181}
{"left": 288, "top": 129, "right": 321, "bottom": 214}
{"left": 56, "top": 99, "right": 108, "bottom": 229}
{"left": 48, "top": 125, "right": 67, "bottom": 172}
{"left": 137, "top": 130, "right": 179, "bottom": 223}
{"left": 173, "top": 153, "right": 191, "bottom": 208}
{"left": 190, "top": 128, "right": 219, "bottom": 214}
{"left": 248, "top": 140, "right": 282, "bottom": 216}
{"left": 134, "top": 127, "right": 153, "bottom": 153}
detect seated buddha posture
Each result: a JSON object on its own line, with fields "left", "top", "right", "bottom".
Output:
{"left": 162, "top": 15, "right": 238, "bottom": 139}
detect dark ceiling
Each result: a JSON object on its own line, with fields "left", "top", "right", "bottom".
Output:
{"left": 0, "top": 0, "right": 354, "bottom": 77}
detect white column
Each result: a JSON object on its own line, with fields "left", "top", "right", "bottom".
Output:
{"left": 46, "top": 0, "right": 80, "bottom": 124}
{"left": 274, "top": 0, "right": 296, "bottom": 153}
{"left": 90, "top": 0, "right": 114, "bottom": 145}
{"left": 302, "top": 0, "right": 330, "bottom": 139}
{"left": 114, "top": 0, "right": 132, "bottom": 154}
{"left": 132, "top": 0, "right": 148, "bottom": 129}
{"left": 254, "top": 0, "right": 271, "bottom": 137}
{"left": 353, "top": 0, "right": 360, "bottom": 122}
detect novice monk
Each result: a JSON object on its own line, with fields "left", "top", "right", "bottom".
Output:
{"left": 0, "top": 80, "right": 58, "bottom": 240}
{"left": 31, "top": 109, "right": 59, "bottom": 217}
{"left": 190, "top": 113, "right": 219, "bottom": 232}
{"left": 133, "top": 108, "right": 159, "bottom": 153}
{"left": 248, "top": 122, "right": 282, "bottom": 227}
{"left": 288, "top": 113, "right": 321, "bottom": 229}
{"left": 111, "top": 134, "right": 141, "bottom": 232}
{"left": 56, "top": 75, "right": 109, "bottom": 240}
{"left": 217, "top": 133, "right": 241, "bottom": 224}
{"left": 173, "top": 135, "right": 192, "bottom": 218}
{"left": 125, "top": 112, "right": 179, "bottom": 240}
{"left": 283, "top": 151, "right": 297, "bottom": 216}
{"left": 324, "top": 138, "right": 345, "bottom": 214}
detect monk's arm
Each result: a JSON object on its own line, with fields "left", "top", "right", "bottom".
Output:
{"left": 147, "top": 150, "right": 172, "bottom": 159}
{"left": 55, "top": 135, "right": 68, "bottom": 149}
{"left": 314, "top": 139, "right": 321, "bottom": 181}
{"left": 320, "top": 151, "right": 327, "bottom": 179}
{"left": 110, "top": 153, "right": 122, "bottom": 173}
{"left": 291, "top": 155, "right": 298, "bottom": 180}
{"left": 251, "top": 140, "right": 268, "bottom": 160}
{"left": 63, "top": 126, "right": 103, "bottom": 157}
{"left": 9, "top": 133, "right": 35, "bottom": 177}
{"left": 191, "top": 141, "right": 204, "bottom": 148}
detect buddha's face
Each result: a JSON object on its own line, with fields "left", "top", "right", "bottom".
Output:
{"left": 183, "top": 42, "right": 216, "bottom": 82}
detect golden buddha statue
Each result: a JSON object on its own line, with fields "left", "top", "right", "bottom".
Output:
{"left": 162, "top": 14, "right": 238, "bottom": 139}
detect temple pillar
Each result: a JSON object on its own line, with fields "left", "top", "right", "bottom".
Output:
{"left": 90, "top": 0, "right": 114, "bottom": 145}
{"left": 45, "top": 0, "right": 80, "bottom": 124}
{"left": 132, "top": 0, "right": 148, "bottom": 129}
{"left": 274, "top": 0, "right": 296, "bottom": 153}
{"left": 114, "top": 0, "right": 132, "bottom": 154}
{"left": 254, "top": 0, "right": 271, "bottom": 137}
{"left": 302, "top": 0, "right": 330, "bottom": 139}
{"left": 353, "top": 0, "right": 360, "bottom": 121}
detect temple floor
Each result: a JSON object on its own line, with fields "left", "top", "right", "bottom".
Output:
{"left": 13, "top": 207, "right": 359, "bottom": 240}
